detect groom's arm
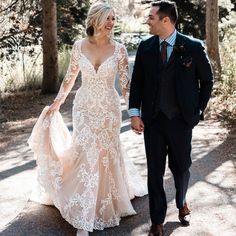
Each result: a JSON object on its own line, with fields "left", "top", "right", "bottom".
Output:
{"left": 129, "top": 41, "right": 144, "bottom": 112}
{"left": 195, "top": 41, "right": 214, "bottom": 114}
{"left": 129, "top": 42, "right": 145, "bottom": 134}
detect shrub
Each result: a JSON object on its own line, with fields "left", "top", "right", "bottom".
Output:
{"left": 0, "top": 46, "right": 43, "bottom": 93}
{"left": 212, "top": 26, "right": 236, "bottom": 123}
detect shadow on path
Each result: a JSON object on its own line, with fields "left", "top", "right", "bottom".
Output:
{"left": 0, "top": 161, "right": 36, "bottom": 181}
{"left": 1, "top": 129, "right": 235, "bottom": 235}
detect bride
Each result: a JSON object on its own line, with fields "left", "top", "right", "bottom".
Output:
{"left": 28, "top": 2, "right": 147, "bottom": 236}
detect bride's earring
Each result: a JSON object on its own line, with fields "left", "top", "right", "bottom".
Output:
{"left": 76, "top": 229, "right": 89, "bottom": 236}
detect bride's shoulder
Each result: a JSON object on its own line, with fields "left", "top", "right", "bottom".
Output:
{"left": 71, "top": 38, "right": 86, "bottom": 52}
{"left": 113, "top": 41, "right": 128, "bottom": 55}
{"left": 74, "top": 38, "right": 89, "bottom": 48}
{"left": 73, "top": 38, "right": 84, "bottom": 46}
{"left": 113, "top": 40, "right": 126, "bottom": 50}
{"left": 70, "top": 40, "right": 80, "bottom": 51}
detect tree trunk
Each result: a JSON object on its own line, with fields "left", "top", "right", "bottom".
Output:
{"left": 41, "top": 0, "right": 58, "bottom": 94}
{"left": 0, "top": 94, "right": 6, "bottom": 123}
{"left": 206, "top": 0, "right": 221, "bottom": 81}
{"left": 0, "top": 108, "right": 6, "bottom": 123}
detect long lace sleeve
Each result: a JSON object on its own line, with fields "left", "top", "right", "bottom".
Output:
{"left": 54, "top": 41, "right": 80, "bottom": 104}
{"left": 117, "top": 44, "right": 130, "bottom": 105}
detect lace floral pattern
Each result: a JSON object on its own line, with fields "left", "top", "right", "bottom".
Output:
{"left": 54, "top": 42, "right": 80, "bottom": 103}
{"left": 28, "top": 40, "right": 147, "bottom": 232}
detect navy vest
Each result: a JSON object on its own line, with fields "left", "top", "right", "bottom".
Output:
{"left": 153, "top": 56, "right": 180, "bottom": 119}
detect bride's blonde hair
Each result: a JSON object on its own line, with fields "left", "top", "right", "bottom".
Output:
{"left": 86, "top": 2, "right": 115, "bottom": 37}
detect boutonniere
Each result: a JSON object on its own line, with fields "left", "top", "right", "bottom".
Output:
{"left": 173, "top": 43, "right": 186, "bottom": 54}
{"left": 182, "top": 56, "right": 192, "bottom": 68}
{"left": 174, "top": 43, "right": 192, "bottom": 68}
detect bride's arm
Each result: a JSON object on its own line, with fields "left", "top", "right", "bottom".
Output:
{"left": 118, "top": 44, "right": 130, "bottom": 105}
{"left": 48, "top": 41, "right": 80, "bottom": 114}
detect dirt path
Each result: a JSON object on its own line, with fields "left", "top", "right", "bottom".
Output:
{"left": 0, "top": 55, "right": 236, "bottom": 235}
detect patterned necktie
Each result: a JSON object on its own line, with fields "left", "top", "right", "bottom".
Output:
{"left": 160, "top": 41, "right": 168, "bottom": 64}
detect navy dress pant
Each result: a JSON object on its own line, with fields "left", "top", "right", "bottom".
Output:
{"left": 144, "top": 112, "right": 192, "bottom": 224}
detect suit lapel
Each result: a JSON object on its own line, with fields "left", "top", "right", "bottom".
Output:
{"left": 148, "top": 36, "right": 160, "bottom": 77}
{"left": 149, "top": 36, "right": 160, "bottom": 62}
{"left": 167, "top": 32, "right": 185, "bottom": 66}
{"left": 173, "top": 33, "right": 188, "bottom": 86}
{"left": 175, "top": 32, "right": 186, "bottom": 48}
{"left": 167, "top": 49, "right": 175, "bottom": 65}
{"left": 147, "top": 36, "right": 161, "bottom": 99}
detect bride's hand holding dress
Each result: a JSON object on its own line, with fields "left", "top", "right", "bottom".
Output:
{"left": 47, "top": 100, "right": 61, "bottom": 116}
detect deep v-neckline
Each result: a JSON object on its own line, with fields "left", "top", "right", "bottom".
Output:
{"left": 80, "top": 40, "right": 117, "bottom": 73}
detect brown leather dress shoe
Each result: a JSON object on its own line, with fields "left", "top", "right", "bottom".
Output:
{"left": 178, "top": 203, "right": 191, "bottom": 226}
{"left": 148, "top": 224, "right": 164, "bottom": 236}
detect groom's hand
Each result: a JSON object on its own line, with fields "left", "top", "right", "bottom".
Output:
{"left": 131, "top": 116, "right": 144, "bottom": 135}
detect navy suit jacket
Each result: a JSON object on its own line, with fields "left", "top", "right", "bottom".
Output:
{"left": 129, "top": 32, "right": 214, "bottom": 128}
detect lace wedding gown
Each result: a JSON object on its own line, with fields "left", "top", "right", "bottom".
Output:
{"left": 28, "top": 40, "right": 147, "bottom": 232}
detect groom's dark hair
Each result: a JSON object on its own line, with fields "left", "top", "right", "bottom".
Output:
{"left": 152, "top": 0, "right": 178, "bottom": 24}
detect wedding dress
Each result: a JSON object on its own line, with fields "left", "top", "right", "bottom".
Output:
{"left": 28, "top": 39, "right": 147, "bottom": 232}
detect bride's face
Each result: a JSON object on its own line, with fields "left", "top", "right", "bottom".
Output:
{"left": 100, "top": 12, "right": 115, "bottom": 36}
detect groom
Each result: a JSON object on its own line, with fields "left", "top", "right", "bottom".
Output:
{"left": 129, "top": 1, "right": 213, "bottom": 235}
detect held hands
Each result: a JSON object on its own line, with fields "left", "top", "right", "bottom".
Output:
{"left": 131, "top": 116, "right": 144, "bottom": 135}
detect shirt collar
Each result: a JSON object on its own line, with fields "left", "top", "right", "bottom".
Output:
{"left": 159, "top": 29, "right": 177, "bottom": 46}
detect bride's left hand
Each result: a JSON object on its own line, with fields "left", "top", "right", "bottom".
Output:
{"left": 46, "top": 100, "right": 61, "bottom": 117}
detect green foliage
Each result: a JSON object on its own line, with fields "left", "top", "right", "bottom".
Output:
{"left": 0, "top": 0, "right": 89, "bottom": 94}
{"left": 214, "top": 25, "right": 236, "bottom": 121}
{"left": 0, "top": 44, "right": 73, "bottom": 93}
{"left": 119, "top": 16, "right": 148, "bottom": 33}
{"left": 58, "top": 45, "right": 71, "bottom": 82}
{"left": 140, "top": 0, "right": 233, "bottom": 39}
{"left": 0, "top": 0, "right": 90, "bottom": 59}
{"left": 0, "top": 0, "right": 41, "bottom": 59}
{"left": 175, "top": 0, "right": 205, "bottom": 38}
{"left": 0, "top": 45, "right": 42, "bottom": 93}
{"left": 57, "top": 0, "right": 90, "bottom": 45}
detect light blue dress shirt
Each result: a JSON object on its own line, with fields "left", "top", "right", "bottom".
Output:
{"left": 128, "top": 30, "right": 177, "bottom": 117}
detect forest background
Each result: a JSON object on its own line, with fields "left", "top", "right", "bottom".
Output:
{"left": 0, "top": 0, "right": 235, "bottom": 126}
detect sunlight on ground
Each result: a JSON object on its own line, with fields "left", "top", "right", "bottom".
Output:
{"left": 0, "top": 169, "right": 35, "bottom": 229}
{"left": 130, "top": 222, "right": 150, "bottom": 236}
{"left": 206, "top": 160, "right": 236, "bottom": 190}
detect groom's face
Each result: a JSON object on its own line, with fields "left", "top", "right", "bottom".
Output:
{"left": 146, "top": 6, "right": 166, "bottom": 36}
